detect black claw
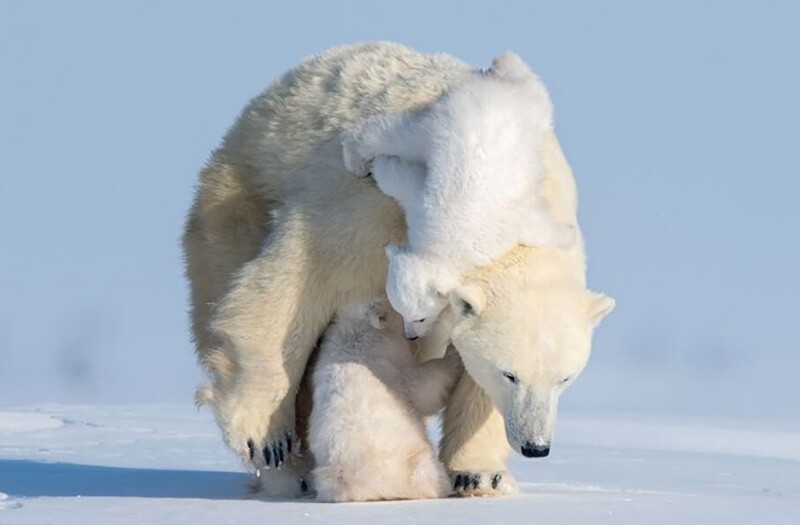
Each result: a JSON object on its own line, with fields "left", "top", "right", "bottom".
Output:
{"left": 454, "top": 474, "right": 465, "bottom": 490}
{"left": 272, "top": 445, "right": 280, "bottom": 469}
{"left": 286, "top": 431, "right": 293, "bottom": 455}
{"left": 299, "top": 477, "right": 309, "bottom": 493}
{"left": 491, "top": 474, "right": 501, "bottom": 490}
{"left": 470, "top": 475, "right": 480, "bottom": 489}
{"left": 277, "top": 441, "right": 285, "bottom": 467}
{"left": 247, "top": 439, "right": 255, "bottom": 461}
{"left": 263, "top": 445, "right": 272, "bottom": 466}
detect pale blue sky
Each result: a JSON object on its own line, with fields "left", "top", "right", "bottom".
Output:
{"left": 1, "top": 1, "right": 798, "bottom": 422}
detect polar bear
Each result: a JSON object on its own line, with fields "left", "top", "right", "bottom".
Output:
{"left": 341, "top": 53, "right": 575, "bottom": 339}
{"left": 183, "top": 42, "right": 614, "bottom": 497}
{"left": 309, "top": 297, "right": 461, "bottom": 502}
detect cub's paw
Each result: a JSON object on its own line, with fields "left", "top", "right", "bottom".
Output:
{"left": 451, "top": 470, "right": 518, "bottom": 497}
{"left": 340, "top": 129, "right": 373, "bottom": 177}
{"left": 252, "top": 461, "right": 314, "bottom": 498}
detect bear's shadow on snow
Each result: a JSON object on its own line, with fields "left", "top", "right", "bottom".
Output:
{"left": 0, "top": 460, "right": 255, "bottom": 500}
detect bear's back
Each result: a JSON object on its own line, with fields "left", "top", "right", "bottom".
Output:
{"left": 216, "top": 42, "right": 472, "bottom": 193}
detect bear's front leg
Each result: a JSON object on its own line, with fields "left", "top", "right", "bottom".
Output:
{"left": 439, "top": 372, "right": 518, "bottom": 497}
{"left": 208, "top": 206, "right": 334, "bottom": 470}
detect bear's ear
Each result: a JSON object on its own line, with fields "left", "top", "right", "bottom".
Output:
{"left": 586, "top": 292, "right": 615, "bottom": 328}
{"left": 489, "top": 51, "right": 532, "bottom": 80}
{"left": 449, "top": 284, "right": 486, "bottom": 318}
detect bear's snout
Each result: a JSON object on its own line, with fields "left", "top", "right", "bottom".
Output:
{"left": 404, "top": 326, "right": 420, "bottom": 340}
{"left": 520, "top": 442, "right": 550, "bottom": 458}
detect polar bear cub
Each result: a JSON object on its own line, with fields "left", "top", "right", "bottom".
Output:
{"left": 342, "top": 52, "right": 575, "bottom": 339}
{"left": 308, "top": 297, "right": 462, "bottom": 502}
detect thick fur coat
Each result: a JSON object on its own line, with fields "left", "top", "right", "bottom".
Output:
{"left": 309, "top": 298, "right": 461, "bottom": 502}
{"left": 183, "top": 42, "right": 613, "bottom": 498}
{"left": 341, "top": 53, "right": 574, "bottom": 337}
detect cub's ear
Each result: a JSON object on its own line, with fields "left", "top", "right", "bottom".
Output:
{"left": 489, "top": 51, "right": 532, "bottom": 79}
{"left": 384, "top": 243, "right": 403, "bottom": 260}
{"left": 431, "top": 273, "right": 458, "bottom": 298}
{"left": 449, "top": 284, "right": 486, "bottom": 318}
{"left": 367, "top": 303, "right": 388, "bottom": 330}
{"left": 586, "top": 292, "right": 615, "bottom": 328}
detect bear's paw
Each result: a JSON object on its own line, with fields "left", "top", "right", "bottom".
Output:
{"left": 216, "top": 389, "right": 300, "bottom": 470}
{"left": 451, "top": 470, "right": 518, "bottom": 497}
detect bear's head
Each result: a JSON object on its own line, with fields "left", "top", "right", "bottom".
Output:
{"left": 447, "top": 248, "right": 614, "bottom": 458}
{"left": 384, "top": 244, "right": 456, "bottom": 340}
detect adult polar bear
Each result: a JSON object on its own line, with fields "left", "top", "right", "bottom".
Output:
{"left": 184, "top": 42, "right": 614, "bottom": 496}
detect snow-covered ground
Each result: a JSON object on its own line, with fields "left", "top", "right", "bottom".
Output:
{"left": 0, "top": 405, "right": 798, "bottom": 524}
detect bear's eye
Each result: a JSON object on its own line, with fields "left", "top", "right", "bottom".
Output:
{"left": 502, "top": 371, "right": 518, "bottom": 384}
{"left": 460, "top": 300, "right": 475, "bottom": 317}
{"left": 561, "top": 377, "right": 571, "bottom": 384}
{"left": 414, "top": 318, "right": 426, "bottom": 323}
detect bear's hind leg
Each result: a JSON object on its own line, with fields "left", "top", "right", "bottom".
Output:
{"left": 439, "top": 372, "right": 518, "bottom": 497}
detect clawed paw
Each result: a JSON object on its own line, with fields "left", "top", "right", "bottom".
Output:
{"left": 453, "top": 473, "right": 482, "bottom": 492}
{"left": 450, "top": 470, "right": 517, "bottom": 497}
{"left": 213, "top": 385, "right": 299, "bottom": 470}
{"left": 246, "top": 429, "right": 298, "bottom": 470}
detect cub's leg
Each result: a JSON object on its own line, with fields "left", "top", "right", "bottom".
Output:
{"left": 439, "top": 372, "right": 518, "bottom": 497}
{"left": 341, "top": 113, "right": 428, "bottom": 176}
{"left": 370, "top": 156, "right": 426, "bottom": 206}
{"left": 407, "top": 347, "right": 463, "bottom": 416}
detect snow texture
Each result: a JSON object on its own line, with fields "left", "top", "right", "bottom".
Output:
{"left": 0, "top": 405, "right": 798, "bottom": 524}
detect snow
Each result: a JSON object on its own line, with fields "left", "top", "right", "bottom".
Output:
{"left": 1, "top": 405, "right": 798, "bottom": 524}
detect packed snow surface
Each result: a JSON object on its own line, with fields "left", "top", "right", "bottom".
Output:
{"left": 0, "top": 405, "right": 798, "bottom": 524}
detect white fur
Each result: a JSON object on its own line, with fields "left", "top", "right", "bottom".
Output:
{"left": 445, "top": 271, "right": 615, "bottom": 457}
{"left": 309, "top": 298, "right": 462, "bottom": 502}
{"left": 184, "top": 43, "right": 615, "bottom": 497}
{"left": 342, "top": 52, "right": 575, "bottom": 336}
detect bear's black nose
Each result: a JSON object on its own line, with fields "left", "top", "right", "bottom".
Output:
{"left": 521, "top": 442, "right": 550, "bottom": 458}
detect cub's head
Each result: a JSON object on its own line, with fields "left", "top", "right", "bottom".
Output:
{"left": 384, "top": 244, "right": 454, "bottom": 340}
{"left": 447, "top": 270, "right": 614, "bottom": 458}
{"left": 336, "top": 296, "right": 404, "bottom": 336}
